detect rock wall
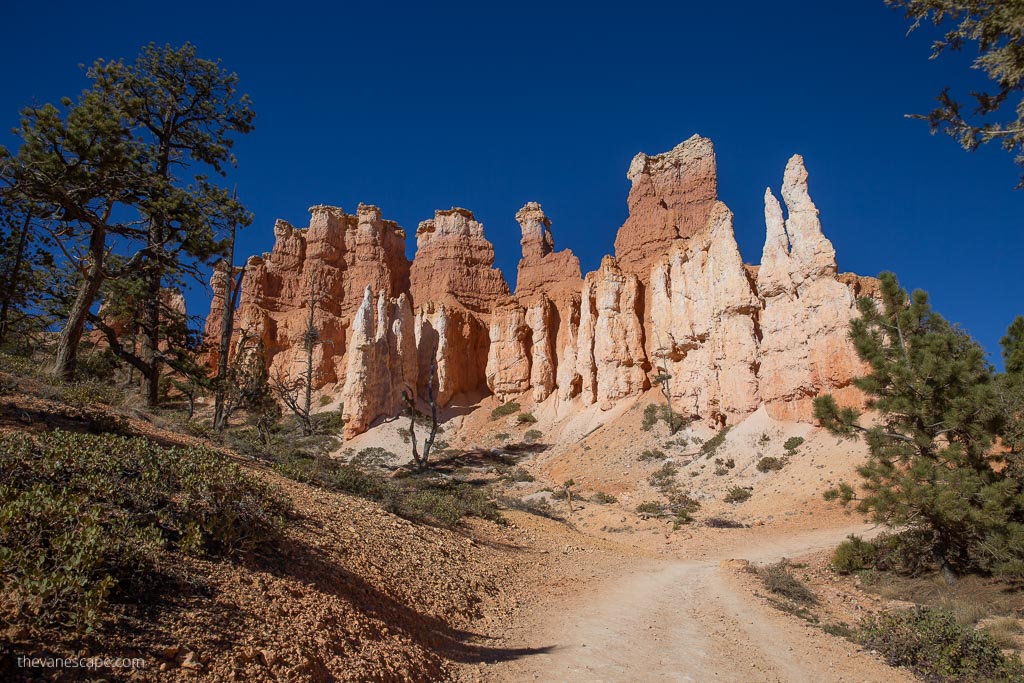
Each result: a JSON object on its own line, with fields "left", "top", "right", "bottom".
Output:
{"left": 211, "top": 136, "right": 879, "bottom": 437}
{"left": 755, "top": 156, "right": 876, "bottom": 421}
{"left": 340, "top": 287, "right": 417, "bottom": 438}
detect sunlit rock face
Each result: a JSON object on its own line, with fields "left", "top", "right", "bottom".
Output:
{"left": 210, "top": 137, "right": 879, "bottom": 437}
{"left": 756, "top": 156, "right": 879, "bottom": 422}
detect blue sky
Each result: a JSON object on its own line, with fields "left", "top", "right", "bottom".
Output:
{"left": 2, "top": 1, "right": 1021, "bottom": 366}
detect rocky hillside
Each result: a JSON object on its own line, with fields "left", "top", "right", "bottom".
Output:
{"left": 205, "top": 134, "right": 878, "bottom": 437}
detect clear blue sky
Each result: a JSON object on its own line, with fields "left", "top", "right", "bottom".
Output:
{"left": 2, "top": 1, "right": 1021, "bottom": 367}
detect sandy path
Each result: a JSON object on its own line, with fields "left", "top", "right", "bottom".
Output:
{"left": 487, "top": 525, "right": 911, "bottom": 683}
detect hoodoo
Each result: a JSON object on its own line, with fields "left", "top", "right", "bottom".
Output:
{"left": 207, "top": 136, "right": 877, "bottom": 436}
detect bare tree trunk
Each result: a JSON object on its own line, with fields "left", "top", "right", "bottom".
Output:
{"left": 54, "top": 224, "right": 106, "bottom": 381}
{"left": 0, "top": 209, "right": 33, "bottom": 346}
{"left": 302, "top": 280, "right": 316, "bottom": 436}
{"left": 214, "top": 216, "right": 242, "bottom": 432}
{"left": 403, "top": 345, "right": 439, "bottom": 470}
{"left": 138, "top": 268, "right": 161, "bottom": 407}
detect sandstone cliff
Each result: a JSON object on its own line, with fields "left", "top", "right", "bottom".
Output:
{"left": 210, "top": 136, "right": 879, "bottom": 437}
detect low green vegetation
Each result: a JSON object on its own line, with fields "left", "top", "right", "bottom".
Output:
{"left": 0, "top": 431, "right": 289, "bottom": 633}
{"left": 517, "top": 412, "right": 537, "bottom": 424}
{"left": 641, "top": 403, "right": 688, "bottom": 433}
{"left": 858, "top": 607, "right": 1024, "bottom": 682}
{"left": 756, "top": 456, "right": 786, "bottom": 473}
{"left": 490, "top": 401, "right": 521, "bottom": 420}
{"left": 523, "top": 429, "right": 543, "bottom": 444}
{"left": 700, "top": 426, "right": 730, "bottom": 457}
{"left": 783, "top": 436, "right": 804, "bottom": 453}
{"left": 648, "top": 462, "right": 678, "bottom": 489}
{"left": 723, "top": 487, "right": 752, "bottom": 504}
{"left": 590, "top": 491, "right": 618, "bottom": 504}
{"left": 638, "top": 448, "right": 667, "bottom": 461}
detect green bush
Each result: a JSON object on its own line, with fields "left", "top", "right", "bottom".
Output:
{"left": 723, "top": 487, "right": 752, "bottom": 504}
{"left": 648, "top": 462, "right": 678, "bottom": 489}
{"left": 756, "top": 456, "right": 786, "bottom": 472}
{"left": 700, "top": 426, "right": 731, "bottom": 457}
{"left": 523, "top": 429, "right": 542, "bottom": 444}
{"left": 59, "top": 378, "right": 125, "bottom": 408}
{"left": 758, "top": 561, "right": 818, "bottom": 605}
{"left": 517, "top": 412, "right": 537, "bottom": 424}
{"left": 505, "top": 467, "right": 535, "bottom": 483}
{"left": 590, "top": 491, "right": 618, "bottom": 504}
{"left": 831, "top": 535, "right": 878, "bottom": 574}
{"left": 349, "top": 447, "right": 394, "bottom": 468}
{"left": 783, "top": 436, "right": 805, "bottom": 452}
{"left": 491, "top": 401, "right": 521, "bottom": 419}
{"left": 641, "top": 404, "right": 659, "bottom": 431}
{"left": 638, "top": 449, "right": 667, "bottom": 461}
{"left": 636, "top": 501, "right": 664, "bottom": 516}
{"left": 641, "top": 403, "right": 687, "bottom": 432}
{"left": 0, "top": 431, "right": 290, "bottom": 633}
{"left": 858, "top": 607, "right": 1024, "bottom": 682}
{"left": 494, "top": 432, "right": 511, "bottom": 442}
{"left": 404, "top": 483, "right": 503, "bottom": 527}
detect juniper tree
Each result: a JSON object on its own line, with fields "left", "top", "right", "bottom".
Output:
{"left": 888, "top": 0, "right": 1024, "bottom": 186}
{"left": 814, "top": 272, "right": 1024, "bottom": 582}
{"left": 997, "top": 317, "right": 1024, "bottom": 456}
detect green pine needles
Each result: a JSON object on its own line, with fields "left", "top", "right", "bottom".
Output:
{"left": 815, "top": 272, "right": 1024, "bottom": 582}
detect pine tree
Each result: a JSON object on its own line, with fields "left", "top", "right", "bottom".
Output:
{"left": 815, "top": 272, "right": 1024, "bottom": 582}
{"left": 1, "top": 44, "right": 253, "bottom": 400}
{"left": 888, "top": 1, "right": 1024, "bottom": 186}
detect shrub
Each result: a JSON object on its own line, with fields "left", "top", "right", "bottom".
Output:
{"left": 858, "top": 607, "right": 1024, "bottom": 682}
{"left": 831, "top": 534, "right": 878, "bottom": 574}
{"left": 641, "top": 403, "right": 687, "bottom": 432}
{"left": 491, "top": 401, "right": 521, "bottom": 419}
{"left": 319, "top": 394, "right": 333, "bottom": 406}
{"left": 664, "top": 437, "right": 689, "bottom": 449}
{"left": 349, "top": 447, "right": 394, "bottom": 469}
{"left": 700, "top": 426, "right": 731, "bottom": 457}
{"left": 638, "top": 449, "right": 667, "bottom": 461}
{"left": 505, "top": 467, "right": 535, "bottom": 483}
{"left": 641, "top": 404, "right": 659, "bottom": 431}
{"left": 404, "top": 483, "right": 503, "bottom": 527}
{"left": 495, "top": 432, "right": 511, "bottom": 442}
{"left": 590, "top": 491, "right": 618, "bottom": 504}
{"left": 59, "top": 378, "right": 125, "bottom": 407}
{"left": 758, "top": 561, "right": 818, "bottom": 605}
{"left": 636, "top": 501, "right": 664, "bottom": 516}
{"left": 724, "top": 487, "right": 752, "bottom": 504}
{"left": 783, "top": 436, "right": 805, "bottom": 452}
{"left": 756, "top": 456, "right": 786, "bottom": 473}
{"left": 523, "top": 429, "right": 542, "bottom": 444}
{"left": 704, "top": 517, "right": 746, "bottom": 529}
{"left": 0, "top": 431, "right": 290, "bottom": 633}
{"left": 517, "top": 412, "right": 537, "bottom": 424}
{"left": 648, "top": 462, "right": 678, "bottom": 489}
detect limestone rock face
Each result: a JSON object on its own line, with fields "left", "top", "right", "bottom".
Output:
{"left": 613, "top": 134, "right": 719, "bottom": 282}
{"left": 514, "top": 202, "right": 582, "bottom": 302}
{"left": 485, "top": 300, "right": 532, "bottom": 401}
{"left": 409, "top": 208, "right": 510, "bottom": 314}
{"left": 415, "top": 303, "right": 490, "bottom": 407}
{"left": 576, "top": 257, "right": 648, "bottom": 407}
{"left": 341, "top": 287, "right": 418, "bottom": 437}
{"left": 648, "top": 202, "right": 760, "bottom": 421}
{"left": 485, "top": 203, "right": 583, "bottom": 404}
{"left": 210, "top": 135, "right": 883, "bottom": 438}
{"left": 230, "top": 204, "right": 410, "bottom": 390}
{"left": 756, "top": 156, "right": 874, "bottom": 422}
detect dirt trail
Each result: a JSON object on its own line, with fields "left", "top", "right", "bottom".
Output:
{"left": 488, "top": 524, "right": 911, "bottom": 683}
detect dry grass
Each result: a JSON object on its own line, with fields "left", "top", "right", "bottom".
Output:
{"left": 983, "top": 616, "right": 1023, "bottom": 650}
{"left": 867, "top": 573, "right": 1024, "bottom": 625}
